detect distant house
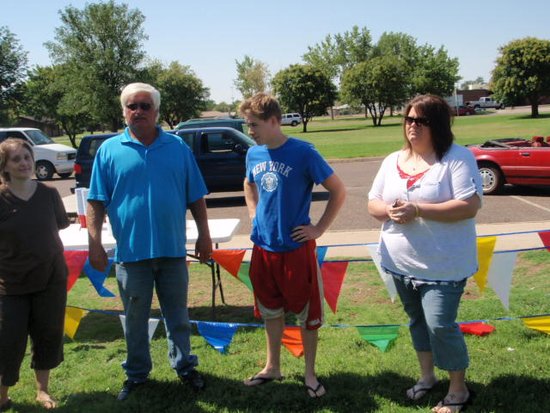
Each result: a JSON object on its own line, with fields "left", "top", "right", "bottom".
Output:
{"left": 199, "top": 110, "right": 232, "bottom": 119}
{"left": 15, "top": 116, "right": 63, "bottom": 137}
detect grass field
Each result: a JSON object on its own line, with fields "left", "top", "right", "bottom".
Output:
{"left": 55, "top": 110, "right": 550, "bottom": 160}
{"left": 7, "top": 250, "right": 550, "bottom": 412}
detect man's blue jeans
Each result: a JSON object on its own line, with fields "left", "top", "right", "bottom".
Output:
{"left": 116, "top": 257, "right": 197, "bottom": 382}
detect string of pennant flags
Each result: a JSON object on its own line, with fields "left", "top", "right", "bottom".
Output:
{"left": 63, "top": 229, "right": 550, "bottom": 354}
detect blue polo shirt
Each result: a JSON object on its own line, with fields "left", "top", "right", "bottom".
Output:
{"left": 88, "top": 127, "right": 207, "bottom": 262}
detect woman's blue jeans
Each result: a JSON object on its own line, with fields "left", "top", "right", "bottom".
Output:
{"left": 116, "top": 257, "right": 197, "bottom": 382}
{"left": 393, "top": 275, "right": 469, "bottom": 371}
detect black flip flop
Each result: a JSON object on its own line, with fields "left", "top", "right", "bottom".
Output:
{"left": 306, "top": 382, "right": 326, "bottom": 398}
{"left": 244, "top": 374, "right": 283, "bottom": 386}
{"left": 434, "top": 388, "right": 475, "bottom": 412}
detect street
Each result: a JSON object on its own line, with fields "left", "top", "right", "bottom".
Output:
{"left": 46, "top": 158, "right": 550, "bottom": 236}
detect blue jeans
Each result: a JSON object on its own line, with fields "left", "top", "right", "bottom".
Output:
{"left": 393, "top": 275, "right": 469, "bottom": 371}
{"left": 116, "top": 257, "right": 197, "bottom": 382}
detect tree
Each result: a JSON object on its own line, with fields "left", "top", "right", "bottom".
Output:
{"left": 412, "top": 45, "right": 460, "bottom": 97}
{"left": 45, "top": 1, "right": 147, "bottom": 131}
{"left": 303, "top": 25, "right": 372, "bottom": 82}
{"left": 0, "top": 26, "right": 28, "bottom": 124}
{"left": 272, "top": 64, "right": 337, "bottom": 132}
{"left": 152, "top": 61, "right": 210, "bottom": 128}
{"left": 341, "top": 57, "right": 409, "bottom": 126}
{"left": 23, "top": 65, "right": 92, "bottom": 147}
{"left": 234, "top": 55, "right": 270, "bottom": 99}
{"left": 491, "top": 37, "right": 550, "bottom": 117}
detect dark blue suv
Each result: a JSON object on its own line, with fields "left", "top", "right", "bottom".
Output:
{"left": 73, "top": 127, "right": 255, "bottom": 192}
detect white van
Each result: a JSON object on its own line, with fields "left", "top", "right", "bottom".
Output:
{"left": 0, "top": 128, "right": 77, "bottom": 180}
{"left": 281, "top": 113, "right": 302, "bottom": 126}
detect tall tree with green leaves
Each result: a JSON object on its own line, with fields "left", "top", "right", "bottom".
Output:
{"left": 341, "top": 56, "right": 409, "bottom": 126}
{"left": 23, "top": 65, "right": 92, "bottom": 147}
{"left": 0, "top": 26, "right": 28, "bottom": 124}
{"left": 492, "top": 37, "right": 550, "bottom": 117}
{"left": 413, "top": 44, "right": 459, "bottom": 97}
{"left": 272, "top": 64, "right": 337, "bottom": 132}
{"left": 150, "top": 61, "right": 210, "bottom": 128}
{"left": 45, "top": 1, "right": 147, "bottom": 131}
{"left": 234, "top": 55, "right": 270, "bottom": 99}
{"left": 303, "top": 25, "right": 372, "bottom": 82}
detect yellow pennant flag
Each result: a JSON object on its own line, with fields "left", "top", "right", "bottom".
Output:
{"left": 473, "top": 236, "right": 497, "bottom": 293}
{"left": 523, "top": 316, "right": 550, "bottom": 335}
{"left": 65, "top": 306, "right": 86, "bottom": 339}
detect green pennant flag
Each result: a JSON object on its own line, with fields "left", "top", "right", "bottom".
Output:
{"left": 356, "top": 325, "right": 400, "bottom": 352}
{"left": 236, "top": 262, "right": 254, "bottom": 292}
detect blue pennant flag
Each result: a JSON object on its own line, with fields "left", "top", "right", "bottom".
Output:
{"left": 317, "top": 246, "right": 328, "bottom": 266}
{"left": 83, "top": 259, "right": 116, "bottom": 297}
{"left": 196, "top": 321, "right": 239, "bottom": 354}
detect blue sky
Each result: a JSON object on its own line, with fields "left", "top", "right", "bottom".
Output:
{"left": 3, "top": 0, "right": 550, "bottom": 103}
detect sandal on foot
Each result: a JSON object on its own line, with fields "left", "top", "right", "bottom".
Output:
{"left": 0, "top": 399, "right": 12, "bottom": 412}
{"left": 432, "top": 389, "right": 474, "bottom": 413}
{"left": 36, "top": 396, "right": 57, "bottom": 410}
{"left": 244, "top": 374, "right": 284, "bottom": 386}
{"left": 407, "top": 380, "right": 439, "bottom": 401}
{"left": 306, "top": 382, "right": 326, "bottom": 398}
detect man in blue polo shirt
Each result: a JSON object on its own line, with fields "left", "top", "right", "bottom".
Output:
{"left": 86, "top": 82, "right": 212, "bottom": 401}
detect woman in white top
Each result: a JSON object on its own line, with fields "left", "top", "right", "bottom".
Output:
{"left": 368, "top": 95, "right": 482, "bottom": 413}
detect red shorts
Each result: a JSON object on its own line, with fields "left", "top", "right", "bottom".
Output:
{"left": 249, "top": 240, "right": 324, "bottom": 330}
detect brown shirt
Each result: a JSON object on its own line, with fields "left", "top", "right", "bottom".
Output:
{"left": 0, "top": 182, "right": 70, "bottom": 295}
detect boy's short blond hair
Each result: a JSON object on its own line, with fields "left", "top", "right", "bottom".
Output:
{"left": 239, "top": 93, "right": 282, "bottom": 121}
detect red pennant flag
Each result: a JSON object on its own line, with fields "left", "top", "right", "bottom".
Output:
{"left": 321, "top": 261, "right": 348, "bottom": 313}
{"left": 537, "top": 231, "right": 550, "bottom": 252}
{"left": 64, "top": 250, "right": 88, "bottom": 291}
{"left": 211, "top": 249, "right": 246, "bottom": 278}
{"left": 282, "top": 326, "right": 303, "bottom": 357}
{"left": 459, "top": 322, "right": 495, "bottom": 336}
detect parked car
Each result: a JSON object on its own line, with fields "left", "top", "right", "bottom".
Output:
{"left": 175, "top": 118, "right": 246, "bottom": 133}
{"left": 467, "top": 136, "right": 550, "bottom": 194}
{"left": 73, "top": 127, "right": 255, "bottom": 192}
{"left": 281, "top": 113, "right": 302, "bottom": 126}
{"left": 0, "top": 127, "right": 77, "bottom": 180}
{"left": 456, "top": 106, "right": 476, "bottom": 116}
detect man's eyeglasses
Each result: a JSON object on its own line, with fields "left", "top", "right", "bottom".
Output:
{"left": 404, "top": 116, "right": 430, "bottom": 127}
{"left": 126, "top": 102, "right": 152, "bottom": 111}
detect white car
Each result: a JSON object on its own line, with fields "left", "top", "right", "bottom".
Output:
{"left": 281, "top": 113, "right": 302, "bottom": 126}
{"left": 0, "top": 128, "right": 76, "bottom": 180}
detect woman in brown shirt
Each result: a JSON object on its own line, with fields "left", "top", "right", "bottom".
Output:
{"left": 0, "top": 138, "right": 69, "bottom": 411}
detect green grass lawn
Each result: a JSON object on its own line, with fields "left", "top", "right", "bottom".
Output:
{"left": 8, "top": 251, "right": 550, "bottom": 412}
{"left": 55, "top": 111, "right": 550, "bottom": 160}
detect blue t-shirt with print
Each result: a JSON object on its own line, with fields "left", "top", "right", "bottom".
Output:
{"left": 88, "top": 127, "right": 208, "bottom": 262}
{"left": 246, "top": 137, "right": 333, "bottom": 252}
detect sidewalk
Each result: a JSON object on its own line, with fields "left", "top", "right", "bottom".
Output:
{"left": 223, "top": 221, "right": 550, "bottom": 259}
{"left": 63, "top": 194, "right": 549, "bottom": 258}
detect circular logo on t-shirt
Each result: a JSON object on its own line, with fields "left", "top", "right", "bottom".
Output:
{"left": 261, "top": 172, "right": 278, "bottom": 192}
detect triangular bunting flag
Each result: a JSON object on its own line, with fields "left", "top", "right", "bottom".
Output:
{"left": 321, "top": 261, "right": 348, "bottom": 314}
{"left": 211, "top": 249, "right": 246, "bottom": 277}
{"left": 356, "top": 325, "right": 400, "bottom": 352}
{"left": 487, "top": 252, "right": 517, "bottom": 310}
{"left": 236, "top": 262, "right": 254, "bottom": 292}
{"left": 367, "top": 244, "right": 396, "bottom": 302}
{"left": 65, "top": 306, "right": 86, "bottom": 339}
{"left": 522, "top": 315, "right": 550, "bottom": 335}
{"left": 473, "top": 237, "right": 497, "bottom": 293}
{"left": 64, "top": 250, "right": 88, "bottom": 292}
{"left": 317, "top": 246, "right": 328, "bottom": 266}
{"left": 282, "top": 326, "right": 304, "bottom": 357}
{"left": 83, "top": 258, "right": 116, "bottom": 297}
{"left": 196, "top": 321, "right": 239, "bottom": 353}
{"left": 459, "top": 322, "right": 495, "bottom": 336}
{"left": 119, "top": 315, "right": 160, "bottom": 342}
{"left": 537, "top": 231, "right": 550, "bottom": 252}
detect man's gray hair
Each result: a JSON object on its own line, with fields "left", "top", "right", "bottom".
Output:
{"left": 120, "top": 82, "right": 161, "bottom": 114}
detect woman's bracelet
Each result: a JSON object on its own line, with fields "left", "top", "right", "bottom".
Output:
{"left": 414, "top": 203, "right": 420, "bottom": 218}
